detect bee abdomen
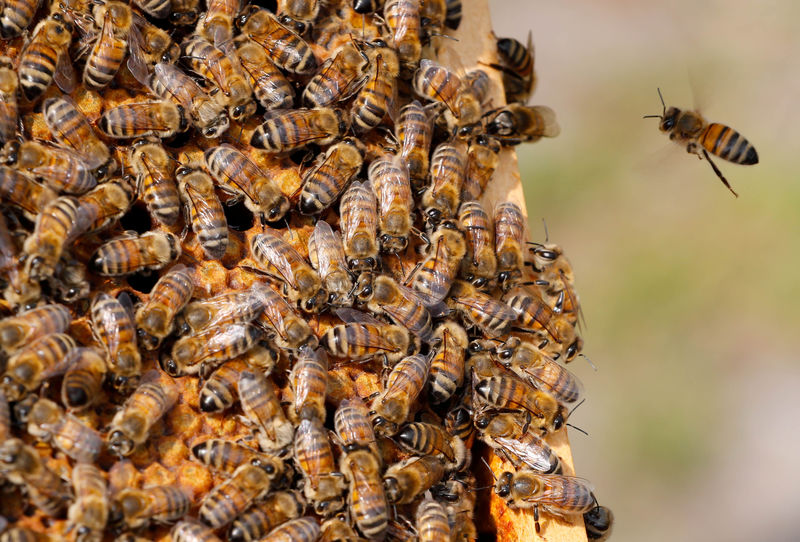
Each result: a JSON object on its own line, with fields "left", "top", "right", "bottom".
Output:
{"left": 83, "top": 38, "right": 127, "bottom": 90}
{"left": 0, "top": 0, "right": 37, "bottom": 38}
{"left": 701, "top": 123, "right": 758, "bottom": 165}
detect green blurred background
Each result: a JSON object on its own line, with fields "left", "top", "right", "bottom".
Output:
{"left": 489, "top": 1, "right": 800, "bottom": 541}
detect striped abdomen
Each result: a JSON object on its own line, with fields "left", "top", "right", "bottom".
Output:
{"left": 200, "top": 465, "right": 270, "bottom": 528}
{"left": 339, "top": 181, "right": 378, "bottom": 268}
{"left": 91, "top": 232, "right": 180, "bottom": 276}
{"left": 428, "top": 336, "right": 466, "bottom": 404}
{"left": 61, "top": 348, "right": 106, "bottom": 411}
{"left": 291, "top": 351, "right": 327, "bottom": 421}
{"left": 346, "top": 452, "right": 388, "bottom": 540}
{"left": 18, "top": 38, "right": 60, "bottom": 101}
{"left": 294, "top": 418, "right": 337, "bottom": 486}
{"left": 43, "top": 98, "right": 110, "bottom": 170}
{"left": 199, "top": 361, "right": 242, "bottom": 413}
{"left": 83, "top": 32, "right": 127, "bottom": 90}
{"left": 229, "top": 492, "right": 304, "bottom": 542}
{"left": 0, "top": 166, "right": 55, "bottom": 217}
{"left": 139, "top": 163, "right": 180, "bottom": 226}
{"left": 334, "top": 398, "right": 377, "bottom": 453}
{"left": 397, "top": 100, "right": 433, "bottom": 185}
{"left": 262, "top": 517, "right": 320, "bottom": 542}
{"left": 416, "top": 497, "right": 451, "bottom": 542}
{"left": 247, "top": 22, "right": 316, "bottom": 75}
{"left": 137, "top": 265, "right": 194, "bottom": 342}
{"left": 0, "top": 0, "right": 40, "bottom": 38}
{"left": 506, "top": 287, "right": 559, "bottom": 342}
{"left": 700, "top": 123, "right": 759, "bottom": 165}
{"left": 352, "top": 54, "right": 395, "bottom": 132}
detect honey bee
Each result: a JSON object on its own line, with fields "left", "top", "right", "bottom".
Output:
{"left": 457, "top": 200, "right": 496, "bottom": 288}
{"left": 237, "top": 7, "right": 317, "bottom": 75}
{"left": 340, "top": 449, "right": 388, "bottom": 540}
{"left": 200, "top": 464, "right": 273, "bottom": 528}
{"left": 22, "top": 196, "right": 91, "bottom": 280}
{"left": 192, "top": 438, "right": 285, "bottom": 480}
{"left": 528, "top": 241, "right": 581, "bottom": 325}
{"left": 78, "top": 176, "right": 135, "bottom": 232}
{"left": 474, "top": 374, "right": 566, "bottom": 436}
{"left": 494, "top": 201, "right": 525, "bottom": 289}
{"left": 90, "top": 230, "right": 181, "bottom": 276}
{"left": 494, "top": 471, "right": 595, "bottom": 534}
{"left": 0, "top": 303, "right": 71, "bottom": 355}
{"left": 204, "top": 144, "right": 290, "bottom": 221}
{"left": 17, "top": 14, "right": 75, "bottom": 101}
{"left": 135, "top": 264, "right": 195, "bottom": 350}
{"left": 334, "top": 396, "right": 379, "bottom": 456}
{"left": 239, "top": 370, "right": 294, "bottom": 453}
{"left": 487, "top": 32, "right": 536, "bottom": 104}
{"left": 351, "top": 45, "right": 400, "bottom": 133}
{"left": 250, "top": 107, "right": 347, "bottom": 154}
{"left": 368, "top": 153, "right": 413, "bottom": 253}
{"left": 383, "top": 455, "right": 445, "bottom": 504}
{"left": 396, "top": 421, "right": 467, "bottom": 471}
{"left": 491, "top": 431, "right": 562, "bottom": 475}
{"left": 471, "top": 403, "right": 527, "bottom": 439}
{"left": 506, "top": 284, "right": 581, "bottom": 361}
{"left": 645, "top": 88, "right": 758, "bottom": 197}
{"left": 369, "top": 352, "right": 428, "bottom": 436}
{"left": 235, "top": 40, "right": 294, "bottom": 111}
{"left": 320, "top": 513, "right": 361, "bottom": 542}
{"left": 383, "top": 0, "right": 421, "bottom": 73}
{"left": 48, "top": 255, "right": 90, "bottom": 303}
{"left": 171, "top": 520, "right": 224, "bottom": 542}
{"left": 68, "top": 463, "right": 108, "bottom": 542}
{"left": 339, "top": 181, "right": 378, "bottom": 271}
{"left": 61, "top": 347, "right": 107, "bottom": 411}
{"left": 0, "top": 0, "right": 39, "bottom": 38}
{"left": 432, "top": 477, "right": 476, "bottom": 542}
{"left": 129, "top": 12, "right": 180, "bottom": 66}
{"left": 228, "top": 491, "right": 305, "bottom": 542}
{"left": 0, "top": 438, "right": 71, "bottom": 516}
{"left": 182, "top": 36, "right": 256, "bottom": 121}
{"left": 129, "top": 140, "right": 180, "bottom": 226}
{"left": 99, "top": 100, "right": 188, "bottom": 139}
{"left": 322, "top": 308, "right": 414, "bottom": 365}
{"left": 165, "top": 324, "right": 263, "bottom": 377}
{"left": 277, "top": 0, "right": 319, "bottom": 34}
{"left": 169, "top": 0, "right": 200, "bottom": 26}
{"left": 195, "top": 0, "right": 239, "bottom": 46}
{"left": 484, "top": 103, "right": 560, "bottom": 145}
{"left": 299, "top": 138, "right": 364, "bottom": 216}
{"left": 261, "top": 517, "right": 321, "bottom": 542}
{"left": 293, "top": 417, "right": 346, "bottom": 514}
{"left": 107, "top": 370, "right": 179, "bottom": 456}
{"left": 444, "top": 389, "right": 474, "bottom": 441}
{"left": 0, "top": 165, "right": 56, "bottom": 219}
{"left": 413, "top": 58, "right": 482, "bottom": 129}
{"left": 304, "top": 41, "right": 368, "bottom": 108}
{"left": 255, "top": 284, "right": 317, "bottom": 351}
{"left": 462, "top": 135, "right": 500, "bottom": 201}
{"left": 82, "top": 1, "right": 132, "bottom": 90}
{"left": 116, "top": 485, "right": 192, "bottom": 528}
{"left": 415, "top": 493, "right": 450, "bottom": 542}
{"left": 3, "top": 333, "right": 75, "bottom": 404}
{"left": 421, "top": 141, "right": 467, "bottom": 224}
{"left": 0, "top": 59, "right": 18, "bottom": 146}
{"left": 289, "top": 346, "right": 328, "bottom": 422}
{"left": 357, "top": 273, "right": 433, "bottom": 341}
{"left": 428, "top": 320, "right": 467, "bottom": 403}
{"left": 0, "top": 527, "right": 51, "bottom": 542}
{"left": 584, "top": 504, "right": 614, "bottom": 542}
{"left": 396, "top": 100, "right": 433, "bottom": 190}
{"left": 198, "top": 360, "right": 245, "bottom": 412}
{"left": 419, "top": 0, "right": 445, "bottom": 39}
{"left": 42, "top": 97, "right": 112, "bottom": 175}
{"left": 250, "top": 228, "right": 327, "bottom": 313}
{"left": 90, "top": 292, "right": 141, "bottom": 389}
{"left": 307, "top": 220, "right": 352, "bottom": 305}
{"left": 132, "top": 0, "right": 169, "bottom": 19}
{"left": 1, "top": 140, "right": 96, "bottom": 195}
{"left": 26, "top": 397, "right": 103, "bottom": 463}
{"left": 446, "top": 280, "right": 515, "bottom": 338}
{"left": 410, "top": 221, "right": 466, "bottom": 305}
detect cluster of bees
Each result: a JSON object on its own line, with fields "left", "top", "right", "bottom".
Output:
{"left": 0, "top": 0, "right": 613, "bottom": 541}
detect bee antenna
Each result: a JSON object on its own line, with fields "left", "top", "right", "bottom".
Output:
{"left": 471, "top": 484, "right": 495, "bottom": 492}
{"left": 566, "top": 423, "right": 589, "bottom": 436}
{"left": 568, "top": 398, "right": 586, "bottom": 418}
{"left": 541, "top": 218, "right": 549, "bottom": 242}
{"left": 580, "top": 353, "right": 597, "bottom": 371}
{"left": 480, "top": 456, "right": 497, "bottom": 481}
{"left": 656, "top": 87, "right": 666, "bottom": 114}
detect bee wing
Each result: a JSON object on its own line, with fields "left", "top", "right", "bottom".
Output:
{"left": 310, "top": 220, "right": 347, "bottom": 280}
{"left": 411, "top": 237, "right": 450, "bottom": 307}
{"left": 334, "top": 307, "right": 385, "bottom": 327}
{"left": 522, "top": 358, "right": 584, "bottom": 404}
{"left": 251, "top": 230, "right": 302, "bottom": 290}
{"left": 455, "top": 290, "right": 516, "bottom": 319}
{"left": 494, "top": 435, "right": 557, "bottom": 473}
{"left": 535, "top": 474, "right": 595, "bottom": 506}
{"left": 183, "top": 182, "right": 221, "bottom": 231}
{"left": 127, "top": 21, "right": 151, "bottom": 88}
{"left": 343, "top": 180, "right": 378, "bottom": 232}
{"left": 531, "top": 106, "right": 560, "bottom": 138}
{"left": 54, "top": 48, "right": 76, "bottom": 95}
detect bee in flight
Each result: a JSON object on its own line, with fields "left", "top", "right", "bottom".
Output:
{"left": 645, "top": 88, "right": 758, "bottom": 198}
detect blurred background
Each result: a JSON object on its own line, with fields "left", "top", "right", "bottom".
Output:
{"left": 488, "top": 1, "right": 800, "bottom": 541}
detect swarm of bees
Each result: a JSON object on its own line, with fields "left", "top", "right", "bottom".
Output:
{"left": 0, "top": 0, "right": 614, "bottom": 541}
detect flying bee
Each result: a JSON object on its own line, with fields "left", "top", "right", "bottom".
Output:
{"left": 0, "top": 165, "right": 56, "bottom": 219}
{"left": 239, "top": 370, "right": 294, "bottom": 453}
{"left": 61, "top": 347, "right": 107, "bottom": 411}
{"left": 82, "top": 1, "right": 132, "bottom": 90}
{"left": 169, "top": 0, "right": 200, "bottom": 26}
{"left": 506, "top": 284, "right": 582, "bottom": 361}
{"left": 1, "top": 140, "right": 96, "bottom": 195}
{"left": 383, "top": 455, "right": 445, "bottom": 505}
{"left": 489, "top": 32, "right": 536, "bottom": 104}
{"left": 255, "top": 284, "right": 317, "bottom": 351}
{"left": 165, "top": 324, "right": 263, "bottom": 377}
{"left": 474, "top": 374, "right": 567, "bottom": 436}
{"left": 129, "top": 140, "right": 180, "bottom": 226}
{"left": 22, "top": 196, "right": 92, "bottom": 280}
{"left": 334, "top": 396, "right": 379, "bottom": 457}
{"left": 107, "top": 370, "right": 179, "bottom": 456}
{"left": 228, "top": 491, "right": 305, "bottom": 542}
{"left": 299, "top": 137, "right": 364, "bottom": 216}
{"left": 457, "top": 200, "right": 496, "bottom": 288}
{"left": 135, "top": 264, "right": 194, "bottom": 350}
{"left": 494, "top": 200, "right": 525, "bottom": 289}
{"left": 484, "top": 103, "right": 560, "bottom": 145}
{"left": 200, "top": 464, "right": 274, "bottom": 528}
{"left": 0, "top": 0, "right": 39, "bottom": 38}
{"left": 16, "top": 13, "right": 75, "bottom": 101}
{"left": 584, "top": 504, "right": 614, "bottom": 542}
{"left": 42, "top": 97, "right": 112, "bottom": 175}
{"left": 250, "top": 228, "right": 327, "bottom": 313}
{"left": 195, "top": 0, "right": 239, "bottom": 46}
{"left": 351, "top": 45, "right": 400, "bottom": 133}
{"left": 115, "top": 485, "right": 192, "bottom": 529}
{"left": 197, "top": 360, "right": 246, "bottom": 412}
{"left": 307, "top": 220, "right": 353, "bottom": 306}
{"left": 446, "top": 280, "right": 516, "bottom": 338}
{"left": 340, "top": 450, "right": 388, "bottom": 540}
{"left": 294, "top": 417, "right": 346, "bottom": 514}
{"left": 462, "top": 134, "right": 501, "bottom": 201}
{"left": 320, "top": 513, "right": 361, "bottom": 542}
{"left": 428, "top": 320, "right": 468, "bottom": 403}
{"left": 90, "top": 230, "right": 181, "bottom": 276}
{"left": 237, "top": 7, "right": 317, "bottom": 75}
{"left": 250, "top": 107, "right": 347, "bottom": 154}
{"left": 2, "top": 332, "right": 76, "bottom": 400}
{"left": 494, "top": 471, "right": 595, "bottom": 534}
{"left": 396, "top": 421, "right": 467, "bottom": 471}
{"left": 322, "top": 308, "right": 415, "bottom": 366}
{"left": 235, "top": 40, "right": 294, "bottom": 111}
{"left": 68, "top": 463, "right": 108, "bottom": 542}
{"left": 396, "top": 100, "right": 433, "bottom": 190}
{"left": 90, "top": 292, "right": 141, "bottom": 390}
{"left": 369, "top": 352, "right": 429, "bottom": 436}
{"left": 277, "top": 0, "right": 319, "bottom": 34}
{"left": 421, "top": 141, "right": 467, "bottom": 224}
{"left": 416, "top": 494, "right": 450, "bottom": 542}
{"left": 99, "top": 100, "right": 188, "bottom": 139}
{"left": 0, "top": 438, "right": 71, "bottom": 516}
{"left": 356, "top": 273, "right": 433, "bottom": 341}
{"left": 368, "top": 153, "right": 413, "bottom": 253}
{"left": 27, "top": 397, "right": 103, "bottom": 463}
{"left": 171, "top": 520, "right": 224, "bottom": 542}
{"left": 383, "top": 0, "right": 421, "bottom": 73}
{"left": 303, "top": 40, "right": 368, "bottom": 108}
{"left": 339, "top": 181, "right": 378, "bottom": 272}
{"left": 192, "top": 438, "right": 285, "bottom": 481}
{"left": 0, "top": 59, "right": 18, "bottom": 146}
{"left": 261, "top": 517, "right": 320, "bottom": 542}
{"left": 204, "top": 144, "right": 290, "bottom": 221}
{"left": 78, "top": 175, "right": 135, "bottom": 232}
{"left": 0, "top": 303, "right": 71, "bottom": 355}
{"left": 644, "top": 88, "right": 758, "bottom": 197}
{"left": 410, "top": 221, "right": 466, "bottom": 305}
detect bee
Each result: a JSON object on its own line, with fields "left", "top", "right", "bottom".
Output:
{"left": 528, "top": 241, "right": 581, "bottom": 324}
{"left": 488, "top": 32, "right": 536, "bottom": 104}
{"left": 474, "top": 375, "right": 567, "bottom": 436}
{"left": 192, "top": 438, "right": 285, "bottom": 480}
{"left": 334, "top": 396, "right": 379, "bottom": 456}
{"left": 0, "top": 0, "right": 39, "bottom": 38}
{"left": 1, "top": 140, "right": 96, "bottom": 195}
{"left": 82, "top": 1, "right": 132, "bottom": 90}
{"left": 293, "top": 417, "right": 346, "bottom": 514}
{"left": 165, "top": 324, "right": 263, "bottom": 377}
{"left": 197, "top": 359, "right": 244, "bottom": 413}
{"left": 90, "top": 230, "right": 181, "bottom": 276}
{"left": 383, "top": 455, "right": 445, "bottom": 504}
{"left": 0, "top": 303, "right": 71, "bottom": 355}
{"left": 472, "top": 403, "right": 527, "bottom": 439}
{"left": 368, "top": 153, "right": 413, "bottom": 253}
{"left": 493, "top": 431, "right": 562, "bottom": 475}
{"left": 61, "top": 347, "right": 107, "bottom": 411}
{"left": 410, "top": 221, "right": 466, "bottom": 305}
{"left": 195, "top": 0, "right": 239, "bottom": 46}
{"left": 22, "top": 196, "right": 91, "bottom": 280}
{"left": 255, "top": 284, "right": 317, "bottom": 351}
{"left": 506, "top": 284, "right": 581, "bottom": 361}
{"left": 462, "top": 135, "right": 500, "bottom": 201}
{"left": 320, "top": 513, "right": 361, "bottom": 542}
{"left": 383, "top": 0, "right": 421, "bottom": 73}
{"left": 432, "top": 477, "right": 476, "bottom": 542}
{"left": 584, "top": 504, "right": 614, "bottom": 542}
{"left": 2, "top": 333, "right": 76, "bottom": 400}
{"left": 235, "top": 40, "right": 294, "bottom": 111}
{"left": 494, "top": 200, "right": 525, "bottom": 289}
{"left": 239, "top": 370, "right": 294, "bottom": 453}
{"left": 26, "top": 397, "right": 103, "bottom": 463}
{"left": 396, "top": 421, "right": 467, "bottom": 471}
{"left": 228, "top": 491, "right": 305, "bottom": 542}
{"left": 237, "top": 7, "right": 317, "bottom": 75}
{"left": 49, "top": 255, "right": 90, "bottom": 303}
{"left": 291, "top": 347, "right": 328, "bottom": 422}
{"left": 351, "top": 45, "right": 400, "bottom": 133}
{"left": 204, "top": 144, "right": 290, "bottom": 221}
{"left": 457, "top": 200, "right": 496, "bottom": 288}
{"left": 116, "top": 486, "right": 192, "bottom": 529}
{"left": 277, "top": 0, "right": 319, "bottom": 34}
{"left": 42, "top": 97, "right": 112, "bottom": 175}
{"left": 182, "top": 36, "right": 256, "bottom": 121}
{"left": 428, "top": 320, "right": 468, "bottom": 403}
{"left": 0, "top": 165, "right": 56, "bottom": 219}
{"left": 0, "top": 438, "right": 70, "bottom": 515}
{"left": 129, "top": 13, "right": 180, "bottom": 66}
{"left": 303, "top": 41, "right": 368, "bottom": 108}
{"left": 299, "top": 138, "right": 364, "bottom": 216}
{"left": 250, "top": 107, "right": 347, "bottom": 154}
{"left": 107, "top": 370, "right": 179, "bottom": 456}
{"left": 17, "top": 14, "right": 75, "bottom": 101}
{"left": 68, "top": 463, "right": 108, "bottom": 542}
{"left": 0, "top": 59, "right": 18, "bottom": 146}
{"left": 135, "top": 264, "right": 194, "bottom": 350}
{"left": 340, "top": 450, "right": 388, "bottom": 540}
{"left": 419, "top": 0, "right": 445, "bottom": 39}
{"left": 132, "top": 0, "right": 170, "bottom": 19}
{"left": 322, "top": 308, "right": 414, "bottom": 366}
{"left": 172, "top": 520, "right": 224, "bottom": 542}
{"left": 339, "top": 181, "right": 378, "bottom": 271}
{"left": 307, "top": 220, "right": 353, "bottom": 306}
{"left": 421, "top": 141, "right": 467, "bottom": 224}
{"left": 444, "top": 389, "right": 474, "bottom": 441}
{"left": 369, "top": 353, "right": 428, "bottom": 436}
{"left": 0, "top": 528, "right": 52, "bottom": 542}
{"left": 169, "top": 0, "right": 200, "bottom": 26}
{"left": 446, "top": 280, "right": 516, "bottom": 338}
{"left": 90, "top": 292, "right": 141, "bottom": 389}
{"left": 494, "top": 471, "right": 595, "bottom": 534}
{"left": 416, "top": 494, "right": 450, "bottom": 542}
{"left": 484, "top": 103, "right": 560, "bottom": 145}
{"left": 250, "top": 228, "right": 327, "bottom": 313}
{"left": 261, "top": 517, "right": 320, "bottom": 542}
{"left": 357, "top": 273, "right": 433, "bottom": 341}
{"left": 396, "top": 100, "right": 433, "bottom": 190}
{"left": 444, "top": 0, "right": 461, "bottom": 29}
{"left": 99, "top": 100, "right": 188, "bottom": 139}
{"left": 413, "top": 58, "right": 482, "bottom": 129}
{"left": 645, "top": 89, "right": 758, "bottom": 197}
{"left": 148, "top": 62, "right": 229, "bottom": 138}
{"left": 129, "top": 140, "right": 180, "bottom": 226}
{"left": 78, "top": 176, "right": 135, "bottom": 232}
{"left": 200, "top": 464, "right": 273, "bottom": 529}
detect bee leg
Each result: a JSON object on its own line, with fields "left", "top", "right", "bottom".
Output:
{"left": 534, "top": 503, "right": 541, "bottom": 534}
{"left": 702, "top": 149, "right": 738, "bottom": 198}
